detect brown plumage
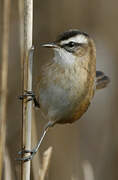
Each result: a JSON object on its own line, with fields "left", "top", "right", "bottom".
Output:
{"left": 37, "top": 37, "right": 96, "bottom": 124}
{"left": 17, "top": 29, "right": 110, "bottom": 162}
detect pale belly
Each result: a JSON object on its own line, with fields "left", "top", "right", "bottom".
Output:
{"left": 38, "top": 80, "right": 90, "bottom": 123}
{"left": 38, "top": 62, "right": 95, "bottom": 124}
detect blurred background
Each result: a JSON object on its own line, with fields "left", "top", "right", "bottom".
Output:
{"left": 0, "top": 0, "right": 117, "bottom": 179}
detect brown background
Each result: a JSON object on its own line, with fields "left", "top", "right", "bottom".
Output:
{"left": 0, "top": 0, "right": 117, "bottom": 179}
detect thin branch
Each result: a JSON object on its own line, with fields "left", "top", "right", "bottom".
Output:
{"left": 18, "top": 0, "right": 24, "bottom": 179}
{"left": 0, "top": 0, "right": 10, "bottom": 179}
{"left": 4, "top": 148, "right": 14, "bottom": 180}
{"left": 39, "top": 147, "right": 53, "bottom": 180}
{"left": 21, "top": 0, "right": 33, "bottom": 180}
{"left": 18, "top": 0, "right": 24, "bottom": 71}
{"left": 82, "top": 160, "right": 94, "bottom": 180}
{"left": 32, "top": 110, "right": 53, "bottom": 180}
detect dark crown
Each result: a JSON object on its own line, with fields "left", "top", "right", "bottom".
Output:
{"left": 56, "top": 29, "right": 89, "bottom": 42}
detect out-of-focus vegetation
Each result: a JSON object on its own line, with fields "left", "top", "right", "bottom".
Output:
{"left": 0, "top": 0, "right": 117, "bottom": 179}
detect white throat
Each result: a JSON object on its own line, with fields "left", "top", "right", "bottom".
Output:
{"left": 53, "top": 48, "right": 76, "bottom": 66}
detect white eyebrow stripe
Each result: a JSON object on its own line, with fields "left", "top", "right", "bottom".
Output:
{"left": 60, "top": 35, "right": 88, "bottom": 45}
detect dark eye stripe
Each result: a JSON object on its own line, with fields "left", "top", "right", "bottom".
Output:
{"left": 60, "top": 42, "right": 82, "bottom": 53}
{"left": 61, "top": 42, "right": 81, "bottom": 48}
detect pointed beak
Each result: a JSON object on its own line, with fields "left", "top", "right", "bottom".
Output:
{"left": 41, "top": 42, "right": 59, "bottom": 48}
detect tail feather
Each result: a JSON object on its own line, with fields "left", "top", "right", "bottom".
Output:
{"left": 96, "top": 71, "right": 110, "bottom": 90}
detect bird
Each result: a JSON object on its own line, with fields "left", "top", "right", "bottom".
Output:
{"left": 17, "top": 29, "right": 110, "bottom": 162}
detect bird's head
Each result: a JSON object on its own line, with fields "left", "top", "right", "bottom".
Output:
{"left": 42, "top": 29, "right": 96, "bottom": 66}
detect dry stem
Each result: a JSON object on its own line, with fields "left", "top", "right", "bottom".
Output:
{"left": 32, "top": 111, "right": 53, "bottom": 180}
{"left": 39, "top": 147, "right": 53, "bottom": 180}
{"left": 0, "top": 0, "right": 10, "bottom": 179}
{"left": 21, "top": 0, "right": 33, "bottom": 180}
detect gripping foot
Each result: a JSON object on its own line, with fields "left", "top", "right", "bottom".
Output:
{"left": 18, "top": 90, "right": 40, "bottom": 108}
{"left": 16, "top": 122, "right": 53, "bottom": 162}
{"left": 16, "top": 148, "right": 37, "bottom": 162}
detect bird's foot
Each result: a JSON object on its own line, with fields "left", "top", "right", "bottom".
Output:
{"left": 16, "top": 148, "right": 36, "bottom": 162}
{"left": 18, "top": 90, "right": 40, "bottom": 108}
{"left": 18, "top": 90, "right": 35, "bottom": 102}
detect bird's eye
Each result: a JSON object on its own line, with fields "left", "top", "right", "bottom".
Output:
{"left": 62, "top": 41, "right": 80, "bottom": 52}
{"left": 68, "top": 41, "right": 75, "bottom": 47}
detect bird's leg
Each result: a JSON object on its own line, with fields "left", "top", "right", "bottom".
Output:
{"left": 18, "top": 90, "right": 40, "bottom": 108}
{"left": 16, "top": 121, "right": 54, "bottom": 162}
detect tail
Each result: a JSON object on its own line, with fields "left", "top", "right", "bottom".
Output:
{"left": 96, "top": 71, "right": 110, "bottom": 90}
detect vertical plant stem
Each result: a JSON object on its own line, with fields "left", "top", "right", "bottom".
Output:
{"left": 18, "top": 0, "right": 24, "bottom": 178}
{"left": 31, "top": 111, "right": 53, "bottom": 180}
{"left": 4, "top": 148, "right": 14, "bottom": 180}
{"left": 39, "top": 147, "right": 53, "bottom": 180}
{"left": 0, "top": 0, "right": 10, "bottom": 179}
{"left": 21, "top": 0, "right": 33, "bottom": 180}
{"left": 18, "top": 0, "right": 24, "bottom": 69}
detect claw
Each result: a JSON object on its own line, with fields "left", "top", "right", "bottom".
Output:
{"left": 16, "top": 123, "right": 50, "bottom": 163}
{"left": 18, "top": 94, "right": 27, "bottom": 100}
{"left": 18, "top": 149, "right": 33, "bottom": 155}
{"left": 26, "top": 98, "right": 33, "bottom": 103}
{"left": 16, "top": 149, "right": 36, "bottom": 162}
{"left": 18, "top": 90, "right": 34, "bottom": 99}
{"left": 18, "top": 90, "right": 40, "bottom": 108}
{"left": 16, "top": 155, "right": 33, "bottom": 162}
{"left": 24, "top": 90, "right": 34, "bottom": 95}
